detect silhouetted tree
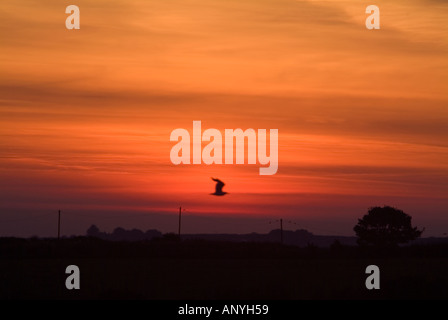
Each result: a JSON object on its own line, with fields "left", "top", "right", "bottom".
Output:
{"left": 87, "top": 225, "right": 100, "bottom": 237}
{"left": 112, "top": 227, "right": 126, "bottom": 240}
{"left": 354, "top": 206, "right": 423, "bottom": 247}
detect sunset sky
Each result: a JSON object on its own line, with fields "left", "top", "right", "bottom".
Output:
{"left": 1, "top": 0, "right": 447, "bottom": 237}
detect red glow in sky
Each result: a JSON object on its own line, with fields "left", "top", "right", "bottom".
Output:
{"left": 0, "top": 0, "right": 447, "bottom": 237}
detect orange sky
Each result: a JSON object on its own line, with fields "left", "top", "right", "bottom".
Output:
{"left": 0, "top": 0, "right": 447, "bottom": 237}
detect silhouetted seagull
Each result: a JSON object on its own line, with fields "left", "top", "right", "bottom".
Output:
{"left": 210, "top": 178, "right": 227, "bottom": 196}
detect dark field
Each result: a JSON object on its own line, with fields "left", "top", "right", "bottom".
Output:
{"left": 1, "top": 237, "right": 447, "bottom": 300}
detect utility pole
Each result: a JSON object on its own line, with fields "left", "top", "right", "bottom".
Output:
{"left": 280, "top": 218, "right": 283, "bottom": 244}
{"left": 58, "top": 210, "right": 61, "bottom": 240}
{"left": 178, "top": 206, "right": 182, "bottom": 238}
{"left": 268, "top": 218, "right": 285, "bottom": 244}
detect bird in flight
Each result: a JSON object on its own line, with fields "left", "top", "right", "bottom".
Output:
{"left": 210, "top": 178, "right": 228, "bottom": 196}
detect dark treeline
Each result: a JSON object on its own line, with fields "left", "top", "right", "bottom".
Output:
{"left": 86, "top": 225, "right": 162, "bottom": 241}
{"left": 86, "top": 224, "right": 358, "bottom": 246}
{"left": 84, "top": 223, "right": 448, "bottom": 247}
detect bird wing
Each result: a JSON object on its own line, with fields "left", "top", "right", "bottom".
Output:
{"left": 211, "top": 178, "right": 225, "bottom": 193}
